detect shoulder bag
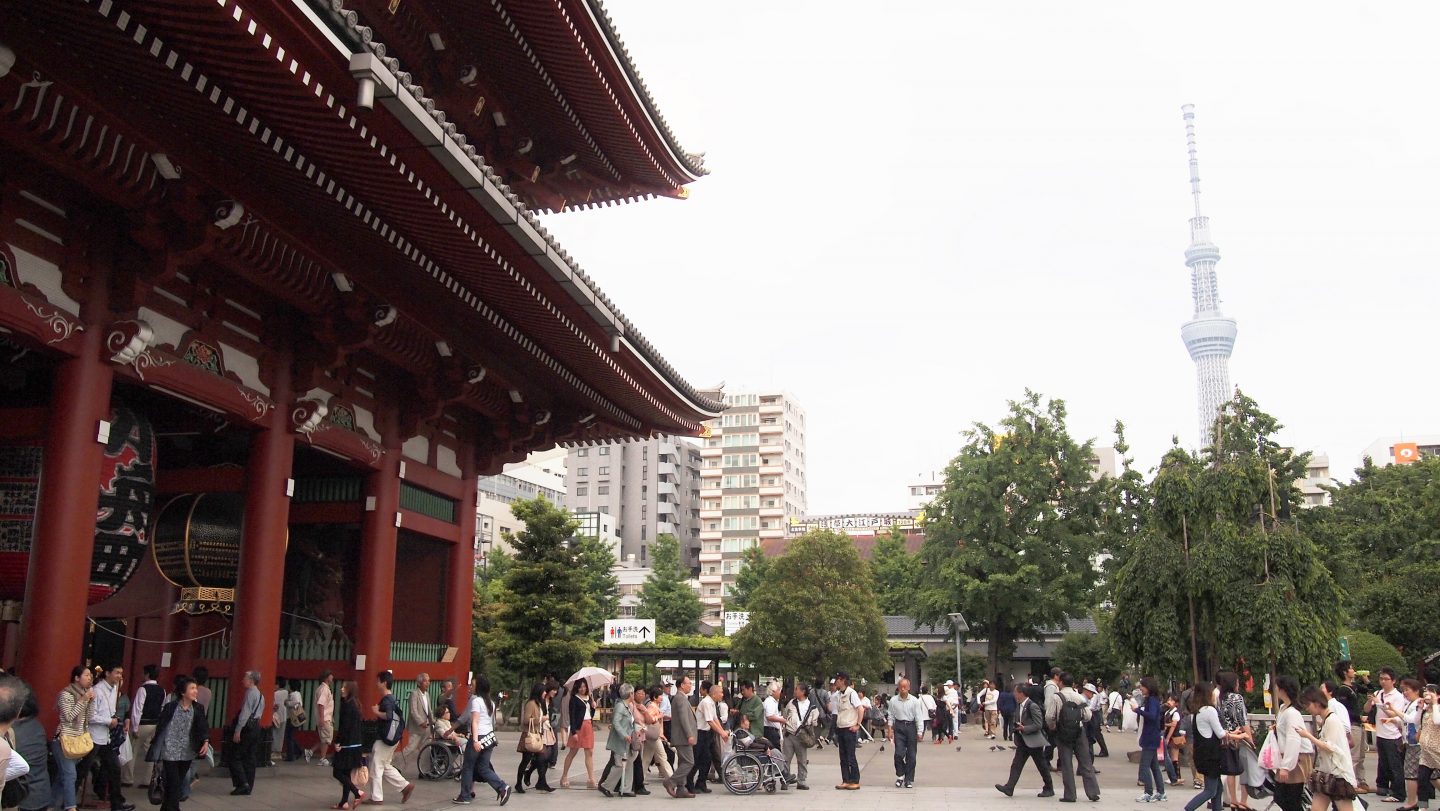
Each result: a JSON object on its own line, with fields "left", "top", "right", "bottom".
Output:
{"left": 59, "top": 729, "right": 94, "bottom": 760}
{"left": 147, "top": 761, "right": 165, "bottom": 806}
{"left": 521, "top": 717, "right": 545, "bottom": 754}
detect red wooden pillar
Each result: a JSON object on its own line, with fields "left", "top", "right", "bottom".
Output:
{"left": 356, "top": 411, "right": 401, "bottom": 715}
{"left": 446, "top": 446, "right": 479, "bottom": 705}
{"left": 18, "top": 230, "right": 115, "bottom": 730}
{"left": 226, "top": 351, "right": 295, "bottom": 728}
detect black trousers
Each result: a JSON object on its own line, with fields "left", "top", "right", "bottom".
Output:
{"left": 835, "top": 727, "right": 860, "bottom": 784}
{"left": 518, "top": 750, "right": 552, "bottom": 789}
{"left": 159, "top": 759, "right": 189, "bottom": 811}
{"left": 691, "top": 730, "right": 712, "bottom": 790}
{"left": 1002, "top": 738, "right": 1053, "bottom": 792}
{"left": 1418, "top": 764, "right": 1436, "bottom": 803}
{"left": 228, "top": 725, "right": 259, "bottom": 790}
{"left": 763, "top": 728, "right": 781, "bottom": 750}
{"left": 1377, "top": 737, "right": 1405, "bottom": 798}
{"left": 1273, "top": 781, "right": 1306, "bottom": 811}
{"left": 1087, "top": 714, "right": 1108, "bottom": 757}
{"left": 892, "top": 721, "right": 917, "bottom": 783}
{"left": 1001, "top": 711, "right": 1014, "bottom": 741}
{"left": 95, "top": 739, "right": 127, "bottom": 809}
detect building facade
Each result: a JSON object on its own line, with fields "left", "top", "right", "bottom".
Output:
{"left": 697, "top": 391, "right": 808, "bottom": 623}
{"left": 566, "top": 436, "right": 704, "bottom": 567}
{"left": 1296, "top": 454, "right": 1333, "bottom": 508}
{"left": 1360, "top": 436, "right": 1440, "bottom": 467}
{"left": 476, "top": 448, "right": 567, "bottom": 558}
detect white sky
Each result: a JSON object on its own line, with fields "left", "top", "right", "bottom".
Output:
{"left": 540, "top": 0, "right": 1440, "bottom": 514}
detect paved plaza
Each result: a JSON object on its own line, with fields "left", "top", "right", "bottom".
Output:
{"left": 171, "top": 727, "right": 1224, "bottom": 811}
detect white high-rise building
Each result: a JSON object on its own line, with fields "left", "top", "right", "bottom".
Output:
{"left": 697, "top": 391, "right": 808, "bottom": 624}
{"left": 1179, "top": 105, "right": 1239, "bottom": 446}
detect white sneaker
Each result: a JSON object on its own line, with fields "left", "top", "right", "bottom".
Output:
{"left": 1153, "top": 795, "right": 1167, "bottom": 802}
{"left": 1136, "top": 794, "right": 1153, "bottom": 803}
{"left": 319, "top": 758, "right": 331, "bottom": 766}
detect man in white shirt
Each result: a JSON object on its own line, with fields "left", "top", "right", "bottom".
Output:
{"left": 90, "top": 665, "right": 132, "bottom": 811}
{"left": 979, "top": 680, "right": 1001, "bottom": 740}
{"left": 830, "top": 672, "right": 865, "bottom": 790}
{"left": 886, "top": 678, "right": 926, "bottom": 788}
{"left": 1106, "top": 687, "right": 1124, "bottom": 730}
{"left": 1321, "top": 681, "right": 1351, "bottom": 733}
{"left": 919, "top": 686, "right": 937, "bottom": 736}
{"left": 693, "top": 682, "right": 727, "bottom": 794}
{"left": 942, "top": 681, "right": 959, "bottom": 742}
{"left": 1365, "top": 667, "right": 1408, "bottom": 800}
{"left": 1083, "top": 683, "right": 1109, "bottom": 758}
{"left": 312, "top": 670, "right": 334, "bottom": 765}
{"left": 762, "top": 682, "right": 785, "bottom": 750}
{"left": 127, "top": 664, "right": 163, "bottom": 785}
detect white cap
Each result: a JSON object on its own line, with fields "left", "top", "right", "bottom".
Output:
{"left": 1083, "top": 683, "right": 1098, "bottom": 693}
{"left": 944, "top": 680, "right": 955, "bottom": 686}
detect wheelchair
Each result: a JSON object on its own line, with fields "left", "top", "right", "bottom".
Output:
{"left": 721, "top": 730, "right": 789, "bottom": 795}
{"left": 416, "top": 723, "right": 464, "bottom": 780}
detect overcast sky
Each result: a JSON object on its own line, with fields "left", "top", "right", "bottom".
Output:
{"left": 539, "top": 1, "right": 1440, "bottom": 515}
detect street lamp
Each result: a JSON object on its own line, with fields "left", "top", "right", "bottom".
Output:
{"left": 947, "top": 612, "right": 969, "bottom": 736}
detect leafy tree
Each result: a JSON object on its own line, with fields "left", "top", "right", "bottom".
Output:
{"left": 494, "top": 498, "right": 597, "bottom": 681}
{"left": 1051, "top": 629, "right": 1125, "bottom": 686}
{"left": 572, "top": 534, "right": 619, "bottom": 637}
{"left": 1111, "top": 392, "right": 1344, "bottom": 684}
{"left": 915, "top": 391, "right": 1107, "bottom": 680}
{"left": 1343, "top": 629, "right": 1407, "bottom": 677}
{"left": 869, "top": 528, "right": 922, "bottom": 615}
{"left": 731, "top": 530, "right": 889, "bottom": 681}
{"left": 923, "top": 646, "right": 987, "bottom": 689}
{"left": 1305, "top": 456, "right": 1440, "bottom": 658}
{"left": 638, "top": 534, "right": 703, "bottom": 634}
{"left": 472, "top": 548, "right": 512, "bottom": 677}
{"left": 1096, "top": 421, "right": 1150, "bottom": 590}
{"left": 726, "top": 546, "right": 771, "bottom": 613}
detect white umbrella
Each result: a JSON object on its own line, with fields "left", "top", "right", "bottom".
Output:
{"left": 566, "top": 666, "right": 614, "bottom": 693}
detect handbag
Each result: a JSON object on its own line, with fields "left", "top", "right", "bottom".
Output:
{"left": 59, "top": 730, "right": 94, "bottom": 759}
{"left": 350, "top": 758, "right": 370, "bottom": 790}
{"left": 540, "top": 718, "right": 556, "bottom": 748}
{"left": 1220, "top": 742, "right": 1243, "bottom": 776}
{"left": 522, "top": 719, "right": 545, "bottom": 754}
{"left": 1308, "top": 770, "right": 1357, "bottom": 800}
{"left": 147, "top": 761, "right": 165, "bottom": 806}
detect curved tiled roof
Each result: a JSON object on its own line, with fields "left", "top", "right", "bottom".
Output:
{"left": 317, "top": 0, "right": 722, "bottom": 418}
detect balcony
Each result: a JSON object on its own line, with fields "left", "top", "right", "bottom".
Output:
{"left": 698, "top": 551, "right": 722, "bottom": 563}
{"left": 760, "top": 507, "right": 784, "bottom": 518}
{"left": 658, "top": 462, "right": 677, "bottom": 477}
{"left": 759, "top": 464, "right": 783, "bottom": 476}
{"left": 657, "top": 521, "right": 677, "bottom": 535}
{"left": 656, "top": 481, "right": 677, "bottom": 496}
{"left": 759, "top": 421, "right": 782, "bottom": 434}
{"left": 699, "top": 573, "right": 722, "bottom": 584}
{"left": 759, "top": 403, "right": 783, "bottom": 415}
{"left": 699, "top": 509, "right": 721, "bottom": 520}
{"left": 657, "top": 500, "right": 677, "bottom": 516}
{"left": 759, "top": 485, "right": 783, "bottom": 496}
{"left": 759, "top": 527, "right": 785, "bottom": 539}
{"left": 700, "top": 467, "right": 721, "bottom": 478}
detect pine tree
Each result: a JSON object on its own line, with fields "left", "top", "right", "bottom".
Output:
{"left": 495, "top": 498, "right": 596, "bottom": 681}
{"left": 638, "top": 534, "right": 703, "bottom": 634}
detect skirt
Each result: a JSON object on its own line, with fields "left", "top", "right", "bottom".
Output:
{"left": 1404, "top": 740, "right": 1422, "bottom": 780}
{"left": 568, "top": 719, "right": 594, "bottom": 750}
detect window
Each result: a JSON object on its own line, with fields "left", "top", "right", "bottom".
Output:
{"left": 722, "top": 516, "right": 759, "bottom": 531}
{"left": 598, "top": 485, "right": 610, "bottom": 495}
{"left": 598, "top": 466, "right": 609, "bottom": 475}
{"left": 576, "top": 448, "right": 589, "bottom": 457}
{"left": 576, "top": 485, "right": 588, "bottom": 497}
{"left": 720, "top": 537, "right": 757, "bottom": 553}
{"left": 722, "top": 433, "right": 758, "bottom": 447}
{"left": 577, "top": 467, "right": 588, "bottom": 477}
{"left": 722, "top": 454, "right": 759, "bottom": 468}
{"left": 640, "top": 544, "right": 647, "bottom": 559}
{"left": 599, "top": 506, "right": 609, "bottom": 514}
{"left": 722, "top": 495, "right": 758, "bottom": 509}
{"left": 598, "top": 446, "right": 610, "bottom": 456}
{"left": 722, "top": 474, "right": 758, "bottom": 488}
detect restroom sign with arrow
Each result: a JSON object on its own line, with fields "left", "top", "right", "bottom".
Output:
{"left": 603, "top": 619, "right": 657, "bottom": 645}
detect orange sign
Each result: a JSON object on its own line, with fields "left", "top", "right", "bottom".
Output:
{"left": 1394, "top": 442, "right": 1420, "bottom": 464}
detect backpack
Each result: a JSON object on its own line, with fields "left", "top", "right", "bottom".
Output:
{"left": 1055, "top": 699, "right": 1085, "bottom": 745}
{"left": 379, "top": 697, "right": 404, "bottom": 746}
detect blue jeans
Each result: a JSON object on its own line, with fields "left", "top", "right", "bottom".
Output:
{"left": 1184, "top": 774, "right": 1224, "bottom": 811}
{"left": 1139, "top": 747, "right": 1166, "bottom": 796}
{"left": 459, "top": 743, "right": 506, "bottom": 800}
{"left": 50, "top": 739, "right": 78, "bottom": 810}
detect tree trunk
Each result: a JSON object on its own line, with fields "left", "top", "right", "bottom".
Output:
{"left": 987, "top": 629, "right": 1002, "bottom": 686}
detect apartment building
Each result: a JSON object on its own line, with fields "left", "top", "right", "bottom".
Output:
{"left": 697, "top": 391, "right": 808, "bottom": 625}
{"left": 566, "top": 436, "right": 704, "bottom": 568}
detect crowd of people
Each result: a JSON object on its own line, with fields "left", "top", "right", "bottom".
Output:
{"left": 1, "top": 657, "right": 1437, "bottom": 811}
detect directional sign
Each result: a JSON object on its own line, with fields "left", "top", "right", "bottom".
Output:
{"left": 723, "top": 611, "right": 750, "bottom": 636}
{"left": 604, "top": 619, "right": 656, "bottom": 645}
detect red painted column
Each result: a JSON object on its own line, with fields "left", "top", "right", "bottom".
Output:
{"left": 355, "top": 410, "right": 401, "bottom": 715}
{"left": 226, "top": 351, "right": 295, "bottom": 728}
{"left": 19, "top": 231, "right": 115, "bottom": 730}
{"left": 446, "top": 446, "right": 479, "bottom": 706}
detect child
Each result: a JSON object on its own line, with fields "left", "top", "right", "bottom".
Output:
{"left": 1162, "top": 694, "right": 1183, "bottom": 786}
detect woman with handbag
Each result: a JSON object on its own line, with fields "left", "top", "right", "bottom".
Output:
{"left": 49, "top": 666, "right": 94, "bottom": 811}
{"left": 1216, "top": 670, "right": 1254, "bottom": 811}
{"left": 454, "top": 674, "right": 509, "bottom": 806}
{"left": 515, "top": 684, "right": 554, "bottom": 793}
{"left": 559, "top": 681, "right": 597, "bottom": 790}
{"left": 330, "top": 680, "right": 367, "bottom": 810}
{"left": 145, "top": 675, "right": 209, "bottom": 811}
{"left": 1297, "top": 686, "right": 1358, "bottom": 811}
{"left": 1411, "top": 683, "right": 1439, "bottom": 811}
{"left": 1185, "top": 682, "right": 1226, "bottom": 811}
{"left": 1269, "top": 675, "right": 1308, "bottom": 811}
{"left": 641, "top": 686, "right": 673, "bottom": 786}
{"left": 598, "top": 684, "right": 637, "bottom": 798}
{"left": 1396, "top": 678, "right": 1426, "bottom": 811}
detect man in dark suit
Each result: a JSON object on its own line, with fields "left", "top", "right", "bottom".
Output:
{"left": 664, "top": 676, "right": 698, "bottom": 798}
{"left": 994, "top": 683, "right": 1055, "bottom": 798}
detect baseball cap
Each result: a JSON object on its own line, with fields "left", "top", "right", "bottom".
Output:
{"left": 833, "top": 671, "right": 850, "bottom": 682}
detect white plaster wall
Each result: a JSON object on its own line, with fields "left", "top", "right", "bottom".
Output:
{"left": 435, "top": 444, "right": 460, "bottom": 477}
{"left": 219, "top": 341, "right": 265, "bottom": 396}
{"left": 402, "top": 434, "right": 429, "bottom": 465}
{"left": 136, "top": 306, "right": 187, "bottom": 350}
{"left": 10, "top": 245, "right": 80, "bottom": 315}
{"left": 352, "top": 404, "right": 380, "bottom": 442}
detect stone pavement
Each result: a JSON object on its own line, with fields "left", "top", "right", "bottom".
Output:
{"left": 172, "top": 727, "right": 1218, "bottom": 811}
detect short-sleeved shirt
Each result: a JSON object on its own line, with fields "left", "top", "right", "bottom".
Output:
{"left": 698, "top": 696, "right": 718, "bottom": 727}
{"left": 762, "top": 696, "right": 782, "bottom": 730}
{"left": 887, "top": 695, "right": 926, "bottom": 725}
{"left": 1373, "top": 689, "right": 1406, "bottom": 740}
{"left": 468, "top": 696, "right": 495, "bottom": 737}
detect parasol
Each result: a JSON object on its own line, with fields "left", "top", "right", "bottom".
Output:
{"left": 565, "top": 666, "right": 615, "bottom": 693}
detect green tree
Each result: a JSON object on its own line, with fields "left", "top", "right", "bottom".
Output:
{"left": 1305, "top": 456, "right": 1440, "bottom": 657}
{"left": 727, "top": 546, "right": 771, "bottom": 613}
{"left": 731, "top": 530, "right": 889, "bottom": 681}
{"left": 916, "top": 391, "right": 1107, "bottom": 680}
{"left": 638, "top": 534, "right": 703, "bottom": 634}
{"left": 472, "top": 548, "right": 513, "bottom": 677}
{"left": 1050, "top": 629, "right": 1125, "bottom": 686}
{"left": 869, "top": 528, "right": 921, "bottom": 615}
{"left": 1096, "top": 421, "right": 1150, "bottom": 591}
{"left": 923, "top": 646, "right": 987, "bottom": 689}
{"left": 1111, "top": 392, "right": 1344, "bottom": 684}
{"left": 1342, "top": 630, "right": 1407, "bottom": 676}
{"left": 495, "top": 498, "right": 597, "bottom": 681}
{"left": 573, "top": 535, "right": 619, "bottom": 637}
